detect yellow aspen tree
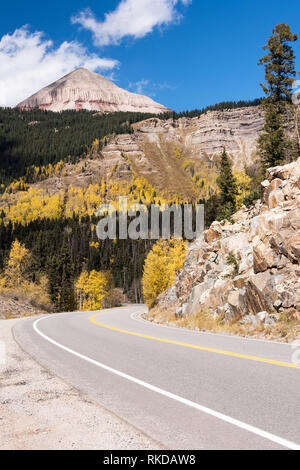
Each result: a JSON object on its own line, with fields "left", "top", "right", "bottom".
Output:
{"left": 5, "top": 240, "right": 32, "bottom": 287}
{"left": 142, "top": 239, "right": 187, "bottom": 308}
{"left": 76, "top": 270, "right": 110, "bottom": 311}
{"left": 233, "top": 170, "right": 252, "bottom": 208}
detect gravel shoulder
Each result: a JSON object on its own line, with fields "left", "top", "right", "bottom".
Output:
{"left": 0, "top": 318, "right": 160, "bottom": 450}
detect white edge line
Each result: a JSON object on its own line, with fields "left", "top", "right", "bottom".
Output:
{"left": 33, "top": 316, "right": 300, "bottom": 450}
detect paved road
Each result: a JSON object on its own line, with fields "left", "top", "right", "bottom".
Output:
{"left": 13, "top": 305, "right": 300, "bottom": 450}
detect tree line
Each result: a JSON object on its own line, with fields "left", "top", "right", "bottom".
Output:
{"left": 160, "top": 98, "right": 263, "bottom": 121}
{"left": 0, "top": 109, "right": 157, "bottom": 185}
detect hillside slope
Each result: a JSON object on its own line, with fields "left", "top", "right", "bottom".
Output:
{"left": 0, "top": 105, "right": 267, "bottom": 203}
{"left": 154, "top": 158, "right": 300, "bottom": 341}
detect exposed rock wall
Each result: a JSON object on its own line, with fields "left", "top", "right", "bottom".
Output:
{"left": 157, "top": 159, "right": 300, "bottom": 327}
{"left": 133, "top": 108, "right": 264, "bottom": 169}
{"left": 97, "top": 108, "right": 265, "bottom": 198}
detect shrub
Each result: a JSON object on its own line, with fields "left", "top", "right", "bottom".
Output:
{"left": 243, "top": 189, "right": 261, "bottom": 207}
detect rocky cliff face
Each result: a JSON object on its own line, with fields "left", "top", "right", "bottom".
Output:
{"left": 157, "top": 159, "right": 300, "bottom": 330}
{"left": 31, "top": 107, "right": 265, "bottom": 201}
{"left": 97, "top": 108, "right": 265, "bottom": 198}
{"left": 131, "top": 107, "right": 265, "bottom": 169}
{"left": 11, "top": 106, "right": 271, "bottom": 201}
{"left": 16, "top": 68, "right": 170, "bottom": 114}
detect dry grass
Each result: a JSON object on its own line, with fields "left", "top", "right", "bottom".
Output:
{"left": 147, "top": 307, "right": 300, "bottom": 343}
{"left": 140, "top": 140, "right": 196, "bottom": 200}
{"left": 0, "top": 282, "right": 53, "bottom": 319}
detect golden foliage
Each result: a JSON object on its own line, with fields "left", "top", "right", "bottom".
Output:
{"left": 173, "top": 145, "right": 182, "bottom": 159}
{"left": 0, "top": 240, "right": 52, "bottom": 311}
{"left": 142, "top": 239, "right": 187, "bottom": 308}
{"left": 76, "top": 270, "right": 112, "bottom": 311}
{"left": 0, "top": 158, "right": 226, "bottom": 226}
{"left": 233, "top": 170, "right": 252, "bottom": 208}
{"left": 5, "top": 240, "right": 32, "bottom": 286}
{"left": 184, "top": 160, "right": 219, "bottom": 200}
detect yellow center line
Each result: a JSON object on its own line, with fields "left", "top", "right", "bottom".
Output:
{"left": 89, "top": 312, "right": 300, "bottom": 370}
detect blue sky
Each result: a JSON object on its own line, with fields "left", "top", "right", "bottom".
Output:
{"left": 0, "top": 0, "right": 300, "bottom": 110}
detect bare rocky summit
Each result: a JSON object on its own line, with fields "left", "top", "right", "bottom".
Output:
{"left": 16, "top": 68, "right": 170, "bottom": 114}
{"left": 157, "top": 158, "right": 300, "bottom": 332}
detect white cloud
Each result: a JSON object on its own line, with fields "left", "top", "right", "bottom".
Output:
{"left": 0, "top": 26, "right": 119, "bottom": 107}
{"left": 128, "top": 78, "right": 175, "bottom": 96}
{"left": 128, "top": 78, "right": 150, "bottom": 94}
{"left": 72, "top": 0, "right": 192, "bottom": 47}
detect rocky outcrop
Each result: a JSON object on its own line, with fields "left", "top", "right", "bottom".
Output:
{"left": 133, "top": 110, "right": 264, "bottom": 169}
{"left": 0, "top": 296, "right": 46, "bottom": 319}
{"left": 16, "top": 68, "right": 170, "bottom": 114}
{"left": 92, "top": 109, "right": 265, "bottom": 198}
{"left": 157, "top": 158, "right": 300, "bottom": 327}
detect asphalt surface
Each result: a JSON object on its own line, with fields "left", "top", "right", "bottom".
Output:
{"left": 13, "top": 305, "right": 300, "bottom": 450}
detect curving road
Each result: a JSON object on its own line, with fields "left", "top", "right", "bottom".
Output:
{"left": 13, "top": 305, "right": 300, "bottom": 450}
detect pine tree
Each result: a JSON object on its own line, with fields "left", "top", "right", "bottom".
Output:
{"left": 47, "top": 239, "right": 75, "bottom": 312}
{"left": 258, "top": 24, "right": 298, "bottom": 170}
{"left": 58, "top": 240, "right": 76, "bottom": 312}
{"left": 47, "top": 255, "right": 61, "bottom": 308}
{"left": 216, "top": 149, "right": 237, "bottom": 220}
{"left": 258, "top": 104, "right": 286, "bottom": 168}
{"left": 258, "top": 23, "right": 297, "bottom": 104}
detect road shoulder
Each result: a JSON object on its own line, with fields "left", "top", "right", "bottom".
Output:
{"left": 0, "top": 318, "right": 160, "bottom": 450}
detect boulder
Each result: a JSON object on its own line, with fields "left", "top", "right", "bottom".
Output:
{"left": 288, "top": 232, "right": 300, "bottom": 263}
{"left": 244, "top": 271, "right": 274, "bottom": 314}
{"left": 240, "top": 314, "right": 260, "bottom": 326}
{"left": 261, "top": 178, "right": 282, "bottom": 206}
{"left": 204, "top": 221, "right": 222, "bottom": 243}
{"left": 227, "top": 290, "right": 241, "bottom": 317}
{"left": 253, "top": 241, "right": 275, "bottom": 273}
{"left": 175, "top": 307, "right": 183, "bottom": 317}
{"left": 249, "top": 216, "right": 260, "bottom": 241}
{"left": 268, "top": 188, "right": 285, "bottom": 209}
{"left": 223, "top": 303, "right": 237, "bottom": 321}
{"left": 270, "top": 230, "right": 300, "bottom": 264}
{"left": 264, "top": 314, "right": 279, "bottom": 327}
{"left": 233, "top": 275, "right": 246, "bottom": 289}
{"left": 221, "top": 232, "right": 249, "bottom": 256}
{"left": 257, "top": 311, "right": 268, "bottom": 322}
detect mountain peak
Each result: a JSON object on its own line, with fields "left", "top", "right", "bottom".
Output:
{"left": 16, "top": 68, "right": 171, "bottom": 114}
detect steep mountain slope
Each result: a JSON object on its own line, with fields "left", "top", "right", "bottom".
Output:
{"left": 0, "top": 105, "right": 266, "bottom": 203}
{"left": 0, "top": 106, "right": 264, "bottom": 203}
{"left": 95, "top": 107, "right": 265, "bottom": 199}
{"left": 0, "top": 108, "right": 156, "bottom": 184}
{"left": 16, "top": 68, "right": 170, "bottom": 114}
